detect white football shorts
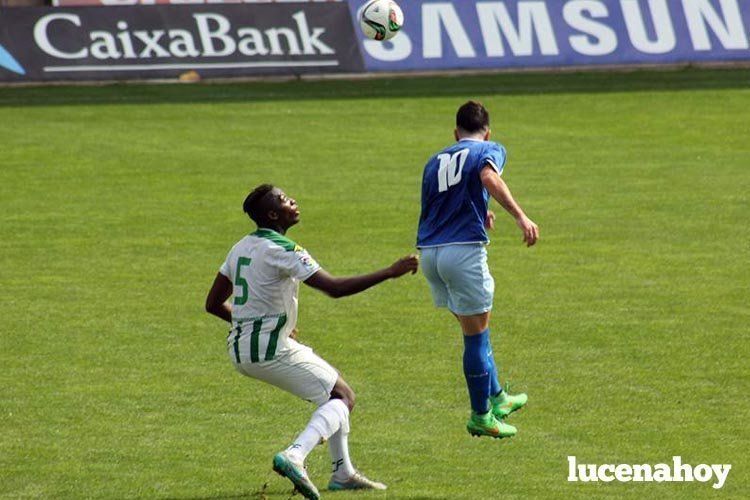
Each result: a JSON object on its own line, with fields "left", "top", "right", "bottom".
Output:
{"left": 230, "top": 339, "right": 338, "bottom": 406}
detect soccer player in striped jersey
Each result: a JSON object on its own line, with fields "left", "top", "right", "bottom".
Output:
{"left": 205, "top": 184, "right": 418, "bottom": 500}
{"left": 417, "top": 101, "right": 539, "bottom": 439}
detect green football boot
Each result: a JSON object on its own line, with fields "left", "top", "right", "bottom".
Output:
{"left": 491, "top": 392, "right": 528, "bottom": 420}
{"left": 466, "top": 412, "right": 517, "bottom": 439}
{"left": 272, "top": 451, "right": 320, "bottom": 500}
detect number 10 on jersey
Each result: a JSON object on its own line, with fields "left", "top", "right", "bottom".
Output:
{"left": 437, "top": 148, "right": 469, "bottom": 193}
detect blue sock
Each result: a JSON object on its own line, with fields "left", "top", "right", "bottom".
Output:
{"left": 487, "top": 335, "right": 502, "bottom": 398}
{"left": 463, "top": 330, "right": 491, "bottom": 414}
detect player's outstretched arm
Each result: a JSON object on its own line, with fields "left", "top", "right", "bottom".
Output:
{"left": 304, "top": 255, "right": 419, "bottom": 299}
{"left": 480, "top": 165, "right": 539, "bottom": 247}
{"left": 205, "top": 272, "right": 233, "bottom": 323}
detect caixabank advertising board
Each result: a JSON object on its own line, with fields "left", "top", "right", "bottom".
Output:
{"left": 0, "top": 3, "right": 362, "bottom": 82}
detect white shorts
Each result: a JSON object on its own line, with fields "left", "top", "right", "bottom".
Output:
{"left": 230, "top": 339, "right": 339, "bottom": 406}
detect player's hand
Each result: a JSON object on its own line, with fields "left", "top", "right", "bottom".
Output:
{"left": 484, "top": 210, "right": 496, "bottom": 230}
{"left": 389, "top": 254, "right": 419, "bottom": 278}
{"left": 289, "top": 327, "right": 299, "bottom": 340}
{"left": 516, "top": 215, "right": 539, "bottom": 247}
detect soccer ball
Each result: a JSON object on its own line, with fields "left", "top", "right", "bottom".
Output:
{"left": 359, "top": 0, "right": 404, "bottom": 41}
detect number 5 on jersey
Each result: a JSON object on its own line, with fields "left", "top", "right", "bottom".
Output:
{"left": 234, "top": 257, "right": 252, "bottom": 305}
{"left": 437, "top": 148, "right": 469, "bottom": 192}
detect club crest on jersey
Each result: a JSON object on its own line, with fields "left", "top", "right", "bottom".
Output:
{"left": 298, "top": 252, "right": 316, "bottom": 270}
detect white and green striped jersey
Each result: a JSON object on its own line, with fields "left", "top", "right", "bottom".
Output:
{"left": 219, "top": 228, "right": 320, "bottom": 363}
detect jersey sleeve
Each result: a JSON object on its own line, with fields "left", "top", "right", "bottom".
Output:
{"left": 219, "top": 249, "right": 233, "bottom": 279}
{"left": 481, "top": 143, "right": 507, "bottom": 176}
{"left": 271, "top": 245, "right": 321, "bottom": 281}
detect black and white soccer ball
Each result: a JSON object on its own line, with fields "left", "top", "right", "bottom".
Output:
{"left": 359, "top": 0, "right": 404, "bottom": 41}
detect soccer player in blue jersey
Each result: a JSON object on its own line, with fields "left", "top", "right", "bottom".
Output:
{"left": 417, "top": 101, "right": 539, "bottom": 439}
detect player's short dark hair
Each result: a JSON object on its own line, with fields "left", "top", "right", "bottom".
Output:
{"left": 243, "top": 184, "right": 275, "bottom": 225}
{"left": 456, "top": 101, "right": 490, "bottom": 134}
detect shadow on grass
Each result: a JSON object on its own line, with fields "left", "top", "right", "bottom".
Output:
{"left": 169, "top": 492, "right": 446, "bottom": 500}
{"left": 164, "top": 480, "right": 292, "bottom": 499}
{"left": 163, "top": 481, "right": 449, "bottom": 499}
{"left": 0, "top": 67, "right": 748, "bottom": 108}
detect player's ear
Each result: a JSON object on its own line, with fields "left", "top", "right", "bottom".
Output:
{"left": 267, "top": 210, "right": 279, "bottom": 221}
{"left": 484, "top": 128, "right": 491, "bottom": 141}
{"left": 454, "top": 128, "right": 460, "bottom": 141}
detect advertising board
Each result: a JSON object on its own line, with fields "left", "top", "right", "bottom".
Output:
{"left": 0, "top": 3, "right": 361, "bottom": 81}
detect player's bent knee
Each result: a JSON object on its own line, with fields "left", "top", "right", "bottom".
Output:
{"left": 330, "top": 378, "right": 356, "bottom": 412}
{"left": 330, "top": 392, "right": 355, "bottom": 412}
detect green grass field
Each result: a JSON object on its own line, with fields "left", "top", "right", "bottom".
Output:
{"left": 1, "top": 69, "right": 748, "bottom": 499}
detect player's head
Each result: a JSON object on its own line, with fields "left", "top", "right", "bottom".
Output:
{"left": 243, "top": 184, "right": 300, "bottom": 231}
{"left": 455, "top": 101, "right": 491, "bottom": 141}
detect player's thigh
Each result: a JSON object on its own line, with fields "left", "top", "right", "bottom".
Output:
{"left": 235, "top": 340, "right": 338, "bottom": 406}
{"left": 437, "top": 244, "right": 495, "bottom": 315}
{"left": 420, "top": 247, "right": 449, "bottom": 308}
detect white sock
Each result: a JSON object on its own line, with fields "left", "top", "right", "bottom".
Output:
{"left": 329, "top": 428, "right": 356, "bottom": 481}
{"left": 286, "top": 399, "right": 349, "bottom": 462}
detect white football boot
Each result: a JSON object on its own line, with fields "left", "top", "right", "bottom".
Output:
{"left": 328, "top": 471, "right": 387, "bottom": 491}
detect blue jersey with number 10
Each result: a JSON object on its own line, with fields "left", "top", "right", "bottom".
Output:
{"left": 417, "top": 139, "right": 507, "bottom": 248}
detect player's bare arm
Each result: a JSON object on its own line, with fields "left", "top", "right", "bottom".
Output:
{"left": 480, "top": 165, "right": 539, "bottom": 247}
{"left": 304, "top": 255, "right": 419, "bottom": 299}
{"left": 205, "top": 272, "right": 232, "bottom": 323}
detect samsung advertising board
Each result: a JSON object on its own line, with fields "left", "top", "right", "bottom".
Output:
{"left": 0, "top": 3, "right": 362, "bottom": 82}
{"left": 348, "top": 0, "right": 750, "bottom": 72}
